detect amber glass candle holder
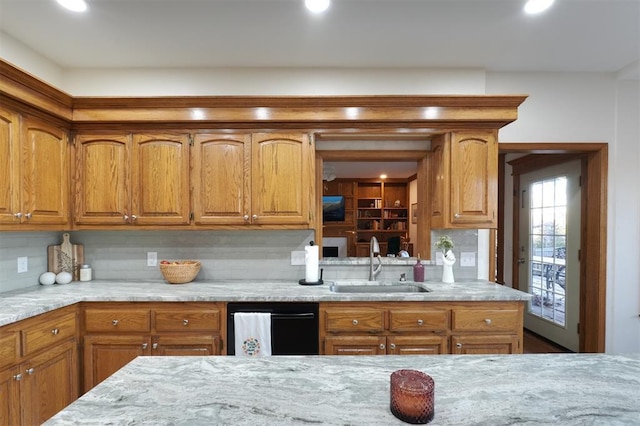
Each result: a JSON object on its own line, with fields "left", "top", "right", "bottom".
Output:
{"left": 390, "top": 369, "right": 435, "bottom": 424}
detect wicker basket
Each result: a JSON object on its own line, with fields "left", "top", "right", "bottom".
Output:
{"left": 159, "top": 261, "right": 201, "bottom": 284}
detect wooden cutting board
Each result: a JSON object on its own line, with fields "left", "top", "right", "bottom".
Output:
{"left": 48, "top": 233, "right": 84, "bottom": 281}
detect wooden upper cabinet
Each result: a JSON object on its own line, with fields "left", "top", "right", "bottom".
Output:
{"left": 1, "top": 109, "right": 71, "bottom": 229}
{"left": 131, "top": 133, "right": 190, "bottom": 225}
{"left": 192, "top": 134, "right": 251, "bottom": 225}
{"left": 430, "top": 130, "right": 498, "bottom": 228}
{"left": 74, "top": 134, "right": 130, "bottom": 225}
{"left": 251, "top": 133, "right": 311, "bottom": 226}
{"left": 0, "top": 107, "right": 20, "bottom": 225}
{"left": 74, "top": 132, "right": 190, "bottom": 226}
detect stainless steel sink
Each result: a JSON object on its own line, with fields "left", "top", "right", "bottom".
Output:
{"left": 329, "top": 281, "right": 430, "bottom": 293}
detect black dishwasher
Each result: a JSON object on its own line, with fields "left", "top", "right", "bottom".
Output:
{"left": 227, "top": 302, "right": 319, "bottom": 355}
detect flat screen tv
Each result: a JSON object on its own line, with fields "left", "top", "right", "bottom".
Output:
{"left": 323, "top": 196, "right": 346, "bottom": 222}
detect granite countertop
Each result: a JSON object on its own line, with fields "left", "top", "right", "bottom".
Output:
{"left": 0, "top": 279, "right": 531, "bottom": 327}
{"left": 45, "top": 353, "right": 640, "bottom": 425}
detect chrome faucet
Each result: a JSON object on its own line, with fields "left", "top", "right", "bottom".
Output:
{"left": 369, "top": 236, "right": 383, "bottom": 281}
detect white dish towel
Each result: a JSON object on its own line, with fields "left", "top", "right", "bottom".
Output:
{"left": 234, "top": 312, "right": 272, "bottom": 357}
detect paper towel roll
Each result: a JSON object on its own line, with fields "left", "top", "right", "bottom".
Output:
{"left": 305, "top": 244, "right": 319, "bottom": 283}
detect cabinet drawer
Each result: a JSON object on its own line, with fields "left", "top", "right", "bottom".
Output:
{"left": 388, "top": 309, "right": 449, "bottom": 333}
{"left": 324, "top": 308, "right": 385, "bottom": 333}
{"left": 84, "top": 309, "right": 151, "bottom": 333}
{"left": 21, "top": 312, "right": 77, "bottom": 357}
{"left": 0, "top": 331, "right": 19, "bottom": 369}
{"left": 451, "top": 309, "right": 520, "bottom": 332}
{"left": 154, "top": 309, "right": 220, "bottom": 332}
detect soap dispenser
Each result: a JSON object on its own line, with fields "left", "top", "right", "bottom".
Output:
{"left": 413, "top": 254, "right": 424, "bottom": 282}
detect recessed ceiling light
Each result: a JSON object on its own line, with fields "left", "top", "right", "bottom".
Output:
{"left": 524, "top": 0, "right": 554, "bottom": 14}
{"left": 305, "top": 0, "right": 330, "bottom": 13}
{"left": 56, "top": 0, "right": 88, "bottom": 13}
{"left": 380, "top": 174, "right": 387, "bottom": 180}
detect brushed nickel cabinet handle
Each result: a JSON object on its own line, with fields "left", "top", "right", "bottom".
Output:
{"left": 484, "top": 318, "right": 492, "bottom": 325}
{"left": 243, "top": 215, "right": 249, "bottom": 221}
{"left": 24, "top": 212, "right": 32, "bottom": 219}
{"left": 352, "top": 319, "right": 358, "bottom": 326}
{"left": 112, "top": 319, "right": 119, "bottom": 326}
{"left": 131, "top": 215, "right": 137, "bottom": 221}
{"left": 13, "top": 374, "right": 22, "bottom": 381}
{"left": 456, "top": 343, "right": 463, "bottom": 349}
{"left": 252, "top": 214, "right": 258, "bottom": 220}
{"left": 183, "top": 319, "right": 189, "bottom": 326}
{"left": 142, "top": 343, "right": 148, "bottom": 349}
{"left": 13, "top": 212, "right": 22, "bottom": 219}
{"left": 390, "top": 343, "right": 396, "bottom": 350}
{"left": 417, "top": 319, "right": 424, "bottom": 326}
{"left": 379, "top": 343, "right": 385, "bottom": 350}
{"left": 25, "top": 368, "right": 35, "bottom": 375}
{"left": 123, "top": 215, "right": 129, "bottom": 221}
{"left": 51, "top": 328, "right": 59, "bottom": 335}
{"left": 152, "top": 343, "right": 158, "bottom": 350}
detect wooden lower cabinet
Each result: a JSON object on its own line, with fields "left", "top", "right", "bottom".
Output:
{"left": 320, "top": 301, "right": 523, "bottom": 355}
{"left": 81, "top": 302, "right": 224, "bottom": 393}
{"left": 0, "top": 307, "right": 79, "bottom": 426}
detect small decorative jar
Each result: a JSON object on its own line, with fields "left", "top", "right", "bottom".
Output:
{"left": 390, "top": 369, "right": 435, "bottom": 424}
{"left": 79, "top": 264, "right": 92, "bottom": 282}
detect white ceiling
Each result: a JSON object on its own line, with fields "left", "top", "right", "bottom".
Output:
{"left": 0, "top": 0, "right": 638, "bottom": 74}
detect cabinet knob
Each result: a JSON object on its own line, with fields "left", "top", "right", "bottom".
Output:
{"left": 123, "top": 215, "right": 129, "bottom": 221}
{"left": 112, "top": 319, "right": 119, "bottom": 326}
{"left": 379, "top": 343, "right": 386, "bottom": 350}
{"left": 183, "top": 319, "right": 189, "bottom": 326}
{"left": 13, "top": 212, "right": 22, "bottom": 219}
{"left": 24, "top": 212, "right": 32, "bottom": 219}
{"left": 142, "top": 343, "right": 148, "bottom": 349}
{"left": 484, "top": 318, "right": 492, "bottom": 325}
{"left": 25, "top": 368, "right": 35, "bottom": 375}
{"left": 152, "top": 343, "right": 158, "bottom": 350}
{"left": 454, "top": 213, "right": 460, "bottom": 218}
{"left": 51, "top": 328, "right": 59, "bottom": 335}
{"left": 252, "top": 214, "right": 258, "bottom": 220}
{"left": 390, "top": 343, "right": 396, "bottom": 350}
{"left": 243, "top": 215, "right": 249, "bottom": 221}
{"left": 13, "top": 373, "right": 22, "bottom": 381}
{"left": 352, "top": 319, "right": 358, "bottom": 326}
{"left": 417, "top": 319, "right": 424, "bottom": 326}
{"left": 131, "top": 215, "right": 138, "bottom": 221}
{"left": 456, "top": 343, "right": 463, "bottom": 349}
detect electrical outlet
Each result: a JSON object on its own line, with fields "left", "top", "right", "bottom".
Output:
{"left": 461, "top": 252, "right": 476, "bottom": 267}
{"left": 147, "top": 252, "right": 158, "bottom": 267}
{"left": 291, "top": 251, "right": 306, "bottom": 266}
{"left": 17, "top": 256, "right": 28, "bottom": 273}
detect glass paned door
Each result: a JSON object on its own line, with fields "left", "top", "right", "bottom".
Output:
{"left": 519, "top": 160, "right": 580, "bottom": 352}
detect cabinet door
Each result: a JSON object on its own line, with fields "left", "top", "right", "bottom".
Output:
{"left": 449, "top": 131, "right": 497, "bottom": 227}
{"left": 0, "top": 107, "right": 20, "bottom": 225}
{"left": 429, "top": 136, "right": 448, "bottom": 228}
{"left": 192, "top": 134, "right": 251, "bottom": 225}
{"left": 83, "top": 335, "right": 151, "bottom": 391}
{"left": 451, "top": 334, "right": 519, "bottom": 354}
{"left": 21, "top": 339, "right": 78, "bottom": 425}
{"left": 20, "top": 117, "right": 69, "bottom": 225}
{"left": 74, "top": 134, "right": 131, "bottom": 225}
{"left": 0, "top": 366, "right": 20, "bottom": 426}
{"left": 324, "top": 336, "right": 386, "bottom": 356}
{"left": 388, "top": 336, "right": 449, "bottom": 355}
{"left": 131, "top": 133, "right": 190, "bottom": 225}
{"left": 251, "top": 133, "right": 310, "bottom": 225}
{"left": 152, "top": 334, "right": 220, "bottom": 356}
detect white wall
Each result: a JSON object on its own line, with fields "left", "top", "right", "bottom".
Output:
{"left": 1, "top": 43, "right": 638, "bottom": 353}
{"left": 486, "top": 72, "right": 640, "bottom": 354}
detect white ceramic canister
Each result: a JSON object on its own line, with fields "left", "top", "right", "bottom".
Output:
{"left": 80, "top": 264, "right": 92, "bottom": 282}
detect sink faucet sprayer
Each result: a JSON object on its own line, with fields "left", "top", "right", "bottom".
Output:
{"left": 369, "top": 236, "right": 383, "bottom": 281}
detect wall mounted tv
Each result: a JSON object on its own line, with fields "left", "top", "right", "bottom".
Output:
{"left": 323, "top": 196, "right": 346, "bottom": 222}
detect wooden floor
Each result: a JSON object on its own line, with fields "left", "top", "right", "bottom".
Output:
{"left": 523, "top": 329, "right": 573, "bottom": 354}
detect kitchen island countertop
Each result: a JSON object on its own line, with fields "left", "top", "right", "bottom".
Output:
{"left": 44, "top": 353, "right": 640, "bottom": 425}
{"left": 0, "top": 279, "right": 530, "bottom": 327}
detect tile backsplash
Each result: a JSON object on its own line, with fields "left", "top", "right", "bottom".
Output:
{"left": 0, "top": 229, "right": 479, "bottom": 293}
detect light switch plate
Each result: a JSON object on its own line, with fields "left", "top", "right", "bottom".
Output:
{"left": 460, "top": 252, "right": 476, "bottom": 267}
{"left": 147, "top": 252, "right": 158, "bottom": 267}
{"left": 291, "top": 251, "right": 306, "bottom": 266}
{"left": 17, "top": 256, "right": 28, "bottom": 273}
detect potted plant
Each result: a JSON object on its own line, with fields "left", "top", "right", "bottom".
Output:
{"left": 434, "top": 236, "right": 456, "bottom": 283}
